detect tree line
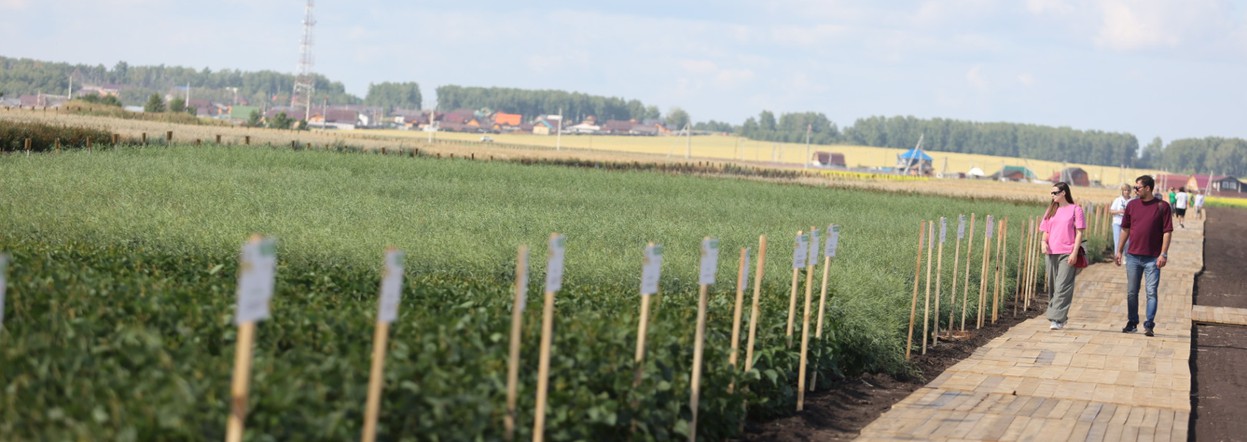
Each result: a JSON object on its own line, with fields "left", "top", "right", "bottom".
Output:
{"left": 435, "top": 85, "right": 661, "bottom": 122}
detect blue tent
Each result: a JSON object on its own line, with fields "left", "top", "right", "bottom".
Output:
{"left": 897, "top": 148, "right": 933, "bottom": 161}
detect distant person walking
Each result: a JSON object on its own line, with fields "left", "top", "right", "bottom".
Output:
{"left": 1110, "top": 183, "right": 1133, "bottom": 252}
{"left": 1174, "top": 187, "right": 1189, "bottom": 228}
{"left": 1194, "top": 190, "right": 1205, "bottom": 220}
{"left": 1115, "top": 175, "right": 1173, "bottom": 337}
{"left": 1039, "top": 182, "right": 1085, "bottom": 331}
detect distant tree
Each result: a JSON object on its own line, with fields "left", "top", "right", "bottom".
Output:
{"left": 268, "top": 112, "right": 294, "bottom": 130}
{"left": 694, "top": 120, "right": 735, "bottom": 133}
{"left": 1139, "top": 137, "right": 1164, "bottom": 168}
{"left": 758, "top": 110, "right": 777, "bottom": 131}
{"left": 364, "top": 81, "right": 422, "bottom": 112}
{"left": 143, "top": 93, "right": 165, "bottom": 113}
{"left": 295, "top": 119, "right": 308, "bottom": 131}
{"left": 666, "top": 107, "right": 690, "bottom": 130}
{"left": 247, "top": 110, "right": 262, "bottom": 128}
{"left": 169, "top": 97, "right": 186, "bottom": 113}
{"left": 186, "top": 104, "right": 197, "bottom": 116}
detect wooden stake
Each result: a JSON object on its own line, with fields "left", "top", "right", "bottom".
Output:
{"left": 728, "top": 247, "right": 749, "bottom": 392}
{"left": 810, "top": 224, "right": 839, "bottom": 391}
{"left": 504, "top": 246, "right": 529, "bottom": 441}
{"left": 798, "top": 228, "right": 817, "bottom": 410}
{"left": 922, "top": 221, "right": 934, "bottom": 354}
{"left": 688, "top": 237, "right": 718, "bottom": 441}
{"left": 226, "top": 322, "right": 255, "bottom": 442}
{"left": 992, "top": 218, "right": 1006, "bottom": 324}
{"left": 906, "top": 221, "right": 926, "bottom": 360}
{"left": 933, "top": 218, "right": 946, "bottom": 346}
{"left": 226, "top": 235, "right": 276, "bottom": 442}
{"left": 977, "top": 216, "right": 994, "bottom": 329}
{"left": 362, "top": 248, "right": 405, "bottom": 442}
{"left": 947, "top": 215, "right": 964, "bottom": 339}
{"left": 961, "top": 214, "right": 977, "bottom": 331}
{"left": 786, "top": 231, "right": 807, "bottom": 348}
{"left": 744, "top": 235, "right": 767, "bottom": 373}
{"left": 533, "top": 234, "right": 565, "bottom": 442}
{"left": 1013, "top": 218, "right": 1026, "bottom": 318}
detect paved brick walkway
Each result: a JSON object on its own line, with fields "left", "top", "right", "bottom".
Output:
{"left": 858, "top": 218, "right": 1203, "bottom": 441}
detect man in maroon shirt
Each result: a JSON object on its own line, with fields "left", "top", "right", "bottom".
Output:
{"left": 1114, "top": 175, "right": 1173, "bottom": 337}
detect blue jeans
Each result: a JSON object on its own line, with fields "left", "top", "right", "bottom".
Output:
{"left": 1125, "top": 253, "right": 1160, "bottom": 328}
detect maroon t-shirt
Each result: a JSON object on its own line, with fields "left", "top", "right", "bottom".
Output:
{"left": 1121, "top": 197, "right": 1174, "bottom": 257}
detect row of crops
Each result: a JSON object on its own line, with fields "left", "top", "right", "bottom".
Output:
{"left": 0, "top": 145, "right": 1109, "bottom": 440}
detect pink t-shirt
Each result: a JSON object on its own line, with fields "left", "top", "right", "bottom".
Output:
{"left": 1038, "top": 204, "right": 1086, "bottom": 255}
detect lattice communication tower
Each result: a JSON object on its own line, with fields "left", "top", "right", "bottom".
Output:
{"left": 291, "top": 0, "right": 316, "bottom": 121}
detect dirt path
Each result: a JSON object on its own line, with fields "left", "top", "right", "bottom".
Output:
{"left": 1191, "top": 206, "right": 1247, "bottom": 441}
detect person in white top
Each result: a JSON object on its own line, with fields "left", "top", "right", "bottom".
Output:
{"left": 1110, "top": 183, "right": 1133, "bottom": 252}
{"left": 1194, "top": 190, "right": 1205, "bottom": 219}
{"left": 1174, "top": 187, "right": 1190, "bottom": 228}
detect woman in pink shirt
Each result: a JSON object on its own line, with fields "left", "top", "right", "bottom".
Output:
{"left": 1038, "top": 182, "right": 1086, "bottom": 330}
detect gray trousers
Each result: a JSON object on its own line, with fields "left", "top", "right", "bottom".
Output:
{"left": 1045, "top": 253, "right": 1077, "bottom": 323}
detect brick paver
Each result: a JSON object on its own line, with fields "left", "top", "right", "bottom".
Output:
{"left": 1191, "top": 305, "right": 1247, "bottom": 326}
{"left": 858, "top": 217, "right": 1202, "bottom": 441}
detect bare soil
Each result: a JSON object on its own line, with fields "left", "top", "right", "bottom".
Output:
{"left": 743, "top": 296, "right": 1048, "bottom": 440}
{"left": 1191, "top": 206, "right": 1247, "bottom": 442}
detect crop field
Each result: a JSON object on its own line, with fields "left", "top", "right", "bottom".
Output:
{"left": 0, "top": 144, "right": 1111, "bottom": 440}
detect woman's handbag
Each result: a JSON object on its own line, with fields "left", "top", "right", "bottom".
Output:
{"left": 1073, "top": 245, "right": 1089, "bottom": 268}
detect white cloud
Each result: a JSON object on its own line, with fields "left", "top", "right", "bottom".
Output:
{"left": 1017, "top": 72, "right": 1036, "bottom": 86}
{"left": 0, "top": 0, "right": 27, "bottom": 10}
{"left": 1026, "top": 0, "right": 1075, "bottom": 15}
{"left": 769, "top": 24, "right": 849, "bottom": 47}
{"left": 966, "top": 65, "right": 989, "bottom": 89}
{"left": 1094, "top": 0, "right": 1229, "bottom": 51}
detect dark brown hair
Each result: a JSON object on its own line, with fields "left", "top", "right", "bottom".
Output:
{"left": 1044, "top": 182, "right": 1075, "bottom": 220}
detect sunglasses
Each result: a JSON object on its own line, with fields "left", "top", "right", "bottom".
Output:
{"left": 1050, "top": 191, "right": 1062, "bottom": 195}
{"left": 1133, "top": 186, "right": 1144, "bottom": 191}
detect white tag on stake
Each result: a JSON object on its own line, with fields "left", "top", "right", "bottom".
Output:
{"left": 986, "top": 215, "right": 995, "bottom": 239}
{"left": 792, "top": 233, "right": 809, "bottom": 269}
{"left": 544, "top": 235, "right": 566, "bottom": 293}
{"left": 825, "top": 225, "right": 840, "bottom": 258}
{"left": 940, "top": 217, "right": 947, "bottom": 244}
{"left": 516, "top": 248, "right": 530, "bottom": 312}
{"left": 234, "top": 238, "right": 277, "bottom": 325}
{"left": 0, "top": 253, "right": 8, "bottom": 326}
{"left": 957, "top": 215, "right": 966, "bottom": 240}
{"left": 377, "top": 250, "right": 405, "bottom": 323}
{"left": 699, "top": 238, "right": 720, "bottom": 285}
{"left": 641, "top": 244, "right": 663, "bottom": 296}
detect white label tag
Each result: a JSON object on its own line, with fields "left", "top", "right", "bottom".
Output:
{"left": 0, "top": 253, "right": 8, "bottom": 326}
{"left": 939, "top": 217, "right": 947, "bottom": 244}
{"left": 234, "top": 238, "right": 277, "bottom": 325}
{"left": 792, "top": 233, "right": 809, "bottom": 269}
{"left": 957, "top": 215, "right": 966, "bottom": 240}
{"left": 699, "top": 238, "right": 720, "bottom": 285}
{"left": 986, "top": 215, "right": 995, "bottom": 239}
{"left": 544, "top": 235, "right": 566, "bottom": 293}
{"left": 377, "top": 250, "right": 405, "bottom": 323}
{"left": 825, "top": 225, "right": 841, "bottom": 258}
{"left": 516, "top": 248, "right": 529, "bottom": 312}
{"left": 641, "top": 244, "right": 663, "bottom": 295}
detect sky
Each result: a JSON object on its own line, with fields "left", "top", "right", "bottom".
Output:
{"left": 2, "top": 0, "right": 1246, "bottom": 145}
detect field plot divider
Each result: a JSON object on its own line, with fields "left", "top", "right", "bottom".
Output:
{"left": 922, "top": 221, "right": 934, "bottom": 354}
{"left": 362, "top": 247, "right": 405, "bottom": 442}
{"left": 933, "top": 217, "right": 946, "bottom": 347}
{"left": 946, "top": 215, "right": 964, "bottom": 340}
{"left": 906, "top": 221, "right": 926, "bottom": 360}
{"left": 785, "top": 231, "right": 805, "bottom": 348}
{"left": 688, "top": 237, "right": 718, "bottom": 442}
{"left": 505, "top": 245, "right": 529, "bottom": 442}
{"left": 797, "top": 227, "right": 818, "bottom": 410}
{"left": 532, "top": 233, "right": 565, "bottom": 442}
{"left": 961, "top": 214, "right": 977, "bottom": 331}
{"left": 727, "top": 247, "right": 749, "bottom": 393}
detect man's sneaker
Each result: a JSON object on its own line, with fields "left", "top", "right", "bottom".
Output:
{"left": 1145, "top": 327, "right": 1155, "bottom": 337}
{"left": 1050, "top": 321, "right": 1060, "bottom": 330}
{"left": 1122, "top": 323, "right": 1138, "bottom": 333}
{"left": 1054, "top": 322, "right": 1065, "bottom": 330}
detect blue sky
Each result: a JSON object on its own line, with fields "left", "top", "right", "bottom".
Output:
{"left": 2, "top": 0, "right": 1245, "bottom": 145}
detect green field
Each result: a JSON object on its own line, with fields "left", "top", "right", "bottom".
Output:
{"left": 0, "top": 146, "right": 1081, "bottom": 440}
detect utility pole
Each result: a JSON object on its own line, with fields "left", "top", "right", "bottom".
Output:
{"left": 291, "top": 0, "right": 316, "bottom": 122}
{"left": 685, "top": 123, "right": 691, "bottom": 159}
{"left": 803, "top": 123, "right": 812, "bottom": 170}
{"left": 556, "top": 108, "right": 563, "bottom": 151}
